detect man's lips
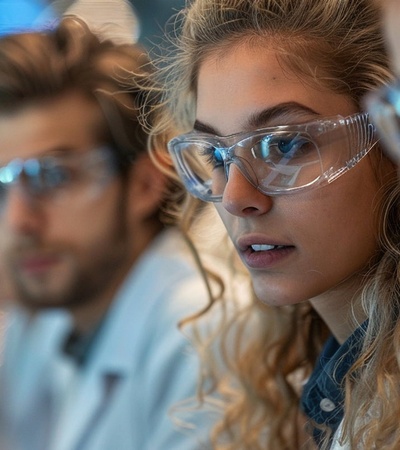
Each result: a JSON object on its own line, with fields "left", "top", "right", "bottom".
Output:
{"left": 17, "top": 254, "right": 62, "bottom": 275}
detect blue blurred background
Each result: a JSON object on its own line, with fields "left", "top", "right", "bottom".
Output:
{"left": 0, "top": 0, "right": 185, "bottom": 54}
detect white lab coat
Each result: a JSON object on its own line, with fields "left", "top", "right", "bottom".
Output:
{"left": 0, "top": 228, "right": 212, "bottom": 450}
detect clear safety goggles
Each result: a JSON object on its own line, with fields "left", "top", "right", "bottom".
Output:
{"left": 0, "top": 146, "right": 117, "bottom": 212}
{"left": 365, "top": 79, "right": 400, "bottom": 162}
{"left": 168, "top": 112, "right": 376, "bottom": 202}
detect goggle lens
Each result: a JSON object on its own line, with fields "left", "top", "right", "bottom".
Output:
{"left": 169, "top": 112, "right": 375, "bottom": 202}
{"left": 0, "top": 146, "right": 117, "bottom": 212}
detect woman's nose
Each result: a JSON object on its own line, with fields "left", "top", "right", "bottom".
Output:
{"left": 221, "top": 164, "right": 273, "bottom": 216}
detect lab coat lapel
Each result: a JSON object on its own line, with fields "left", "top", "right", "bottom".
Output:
{"left": 52, "top": 371, "right": 120, "bottom": 450}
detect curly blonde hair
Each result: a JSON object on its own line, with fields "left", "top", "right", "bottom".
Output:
{"left": 149, "top": 0, "right": 399, "bottom": 448}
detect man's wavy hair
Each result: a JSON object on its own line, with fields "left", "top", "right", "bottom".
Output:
{"left": 0, "top": 16, "right": 184, "bottom": 223}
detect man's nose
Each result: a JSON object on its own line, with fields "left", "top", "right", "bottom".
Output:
{"left": 1, "top": 185, "right": 43, "bottom": 235}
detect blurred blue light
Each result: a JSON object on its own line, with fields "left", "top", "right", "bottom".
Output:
{"left": 0, "top": 0, "right": 57, "bottom": 36}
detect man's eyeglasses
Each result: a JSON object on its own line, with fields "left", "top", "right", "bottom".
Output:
{"left": 365, "top": 79, "right": 400, "bottom": 162}
{"left": 0, "top": 146, "right": 117, "bottom": 211}
{"left": 167, "top": 112, "right": 376, "bottom": 202}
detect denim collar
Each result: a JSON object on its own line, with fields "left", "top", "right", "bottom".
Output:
{"left": 62, "top": 317, "right": 107, "bottom": 368}
{"left": 300, "top": 321, "right": 367, "bottom": 445}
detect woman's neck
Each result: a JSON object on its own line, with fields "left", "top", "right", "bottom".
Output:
{"left": 309, "top": 274, "right": 367, "bottom": 344}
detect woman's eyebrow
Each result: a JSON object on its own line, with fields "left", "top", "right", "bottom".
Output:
{"left": 193, "top": 120, "right": 220, "bottom": 135}
{"left": 247, "top": 102, "right": 320, "bottom": 129}
{"left": 193, "top": 102, "right": 319, "bottom": 136}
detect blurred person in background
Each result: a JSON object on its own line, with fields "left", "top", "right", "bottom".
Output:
{"left": 0, "top": 16, "right": 214, "bottom": 450}
{"left": 366, "top": 0, "right": 400, "bottom": 164}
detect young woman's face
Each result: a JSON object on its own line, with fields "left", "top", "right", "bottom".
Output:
{"left": 196, "top": 44, "right": 392, "bottom": 307}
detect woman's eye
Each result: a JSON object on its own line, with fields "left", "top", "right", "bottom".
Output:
{"left": 257, "top": 134, "right": 311, "bottom": 159}
{"left": 201, "top": 145, "right": 224, "bottom": 168}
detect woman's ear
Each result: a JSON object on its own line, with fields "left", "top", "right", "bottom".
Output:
{"left": 125, "top": 153, "right": 167, "bottom": 221}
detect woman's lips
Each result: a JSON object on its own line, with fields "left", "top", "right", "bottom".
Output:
{"left": 237, "top": 239, "right": 295, "bottom": 269}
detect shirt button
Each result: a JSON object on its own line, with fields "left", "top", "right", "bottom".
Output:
{"left": 320, "top": 398, "right": 336, "bottom": 412}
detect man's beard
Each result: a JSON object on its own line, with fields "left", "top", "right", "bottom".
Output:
{"left": 7, "top": 201, "right": 131, "bottom": 313}
{"left": 12, "top": 244, "right": 128, "bottom": 312}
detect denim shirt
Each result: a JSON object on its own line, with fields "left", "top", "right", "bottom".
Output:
{"left": 300, "top": 321, "right": 367, "bottom": 446}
